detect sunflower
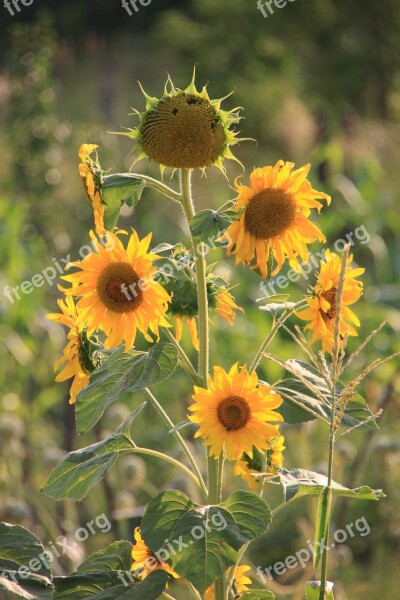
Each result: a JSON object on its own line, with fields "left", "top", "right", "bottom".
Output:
{"left": 46, "top": 296, "right": 104, "bottom": 404}
{"left": 79, "top": 144, "right": 105, "bottom": 236}
{"left": 234, "top": 435, "right": 285, "bottom": 491}
{"left": 61, "top": 230, "right": 171, "bottom": 351}
{"left": 205, "top": 564, "right": 252, "bottom": 599}
{"left": 296, "top": 249, "right": 364, "bottom": 353}
{"left": 189, "top": 364, "right": 283, "bottom": 460}
{"left": 131, "top": 528, "right": 179, "bottom": 580}
{"left": 219, "top": 161, "right": 330, "bottom": 278}
{"left": 214, "top": 290, "right": 243, "bottom": 325}
{"left": 121, "top": 70, "right": 243, "bottom": 173}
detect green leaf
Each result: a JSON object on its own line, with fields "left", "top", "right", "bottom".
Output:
{"left": 40, "top": 405, "right": 145, "bottom": 500}
{"left": 54, "top": 569, "right": 167, "bottom": 600}
{"left": 78, "top": 542, "right": 133, "bottom": 573}
{"left": 102, "top": 175, "right": 145, "bottom": 231}
{"left": 269, "top": 468, "right": 385, "bottom": 503}
{"left": 76, "top": 342, "right": 178, "bottom": 433}
{"left": 305, "top": 581, "right": 334, "bottom": 600}
{"left": 0, "top": 523, "right": 53, "bottom": 599}
{"left": 140, "top": 489, "right": 271, "bottom": 592}
{"left": 189, "top": 209, "right": 232, "bottom": 244}
{"left": 240, "top": 592, "right": 276, "bottom": 600}
{"left": 259, "top": 302, "right": 296, "bottom": 315}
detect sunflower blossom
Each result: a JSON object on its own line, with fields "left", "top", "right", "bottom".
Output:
{"left": 189, "top": 364, "right": 283, "bottom": 460}
{"left": 131, "top": 528, "right": 179, "bottom": 580}
{"left": 219, "top": 161, "right": 330, "bottom": 278}
{"left": 62, "top": 230, "right": 171, "bottom": 351}
{"left": 234, "top": 435, "right": 285, "bottom": 491}
{"left": 296, "top": 249, "right": 364, "bottom": 353}
{"left": 46, "top": 296, "right": 102, "bottom": 404}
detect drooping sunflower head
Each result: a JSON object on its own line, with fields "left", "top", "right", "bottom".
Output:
{"left": 131, "top": 528, "right": 179, "bottom": 580}
{"left": 124, "top": 70, "right": 243, "bottom": 173}
{"left": 296, "top": 249, "right": 364, "bottom": 353}
{"left": 79, "top": 144, "right": 105, "bottom": 236}
{"left": 47, "top": 296, "right": 105, "bottom": 404}
{"left": 189, "top": 364, "right": 283, "bottom": 460}
{"left": 61, "top": 229, "right": 171, "bottom": 351}
{"left": 220, "top": 160, "right": 331, "bottom": 278}
{"left": 234, "top": 435, "right": 285, "bottom": 491}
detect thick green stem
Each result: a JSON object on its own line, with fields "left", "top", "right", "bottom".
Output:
{"left": 318, "top": 418, "right": 335, "bottom": 600}
{"left": 163, "top": 327, "right": 203, "bottom": 385}
{"left": 180, "top": 168, "right": 225, "bottom": 600}
{"left": 143, "top": 388, "right": 207, "bottom": 498}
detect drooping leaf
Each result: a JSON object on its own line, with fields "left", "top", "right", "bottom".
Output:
{"left": 54, "top": 569, "right": 167, "bottom": 600}
{"left": 0, "top": 523, "right": 53, "bottom": 599}
{"left": 189, "top": 209, "right": 233, "bottom": 244}
{"left": 41, "top": 404, "right": 145, "bottom": 501}
{"left": 76, "top": 343, "right": 178, "bottom": 433}
{"left": 269, "top": 468, "right": 385, "bottom": 503}
{"left": 140, "top": 489, "right": 272, "bottom": 592}
{"left": 102, "top": 175, "right": 145, "bottom": 231}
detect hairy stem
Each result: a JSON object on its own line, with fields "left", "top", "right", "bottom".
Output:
{"left": 180, "top": 168, "right": 225, "bottom": 600}
{"left": 143, "top": 388, "right": 207, "bottom": 498}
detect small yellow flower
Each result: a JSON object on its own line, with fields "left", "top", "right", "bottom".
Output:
{"left": 79, "top": 144, "right": 105, "bottom": 236}
{"left": 61, "top": 229, "right": 171, "bottom": 351}
{"left": 131, "top": 528, "right": 179, "bottom": 580}
{"left": 214, "top": 290, "right": 243, "bottom": 326}
{"left": 189, "top": 364, "right": 283, "bottom": 460}
{"left": 205, "top": 564, "right": 252, "bottom": 599}
{"left": 47, "top": 297, "right": 102, "bottom": 404}
{"left": 123, "top": 70, "right": 243, "bottom": 173}
{"left": 219, "top": 161, "right": 330, "bottom": 278}
{"left": 296, "top": 249, "right": 364, "bottom": 353}
{"left": 234, "top": 435, "right": 285, "bottom": 491}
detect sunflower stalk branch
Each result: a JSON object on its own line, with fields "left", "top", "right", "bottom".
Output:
{"left": 143, "top": 388, "right": 207, "bottom": 498}
{"left": 118, "top": 172, "right": 182, "bottom": 203}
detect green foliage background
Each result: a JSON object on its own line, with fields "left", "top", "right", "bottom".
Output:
{"left": 0, "top": 1, "right": 399, "bottom": 598}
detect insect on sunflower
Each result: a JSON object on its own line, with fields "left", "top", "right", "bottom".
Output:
{"left": 61, "top": 229, "right": 171, "bottom": 351}
{"left": 122, "top": 69, "right": 244, "bottom": 173}
{"left": 219, "top": 160, "right": 331, "bottom": 277}
{"left": 189, "top": 364, "right": 283, "bottom": 460}
{"left": 296, "top": 249, "right": 364, "bottom": 353}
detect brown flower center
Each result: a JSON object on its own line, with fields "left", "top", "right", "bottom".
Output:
{"left": 97, "top": 262, "right": 143, "bottom": 313}
{"left": 217, "top": 396, "right": 251, "bottom": 431}
{"left": 320, "top": 287, "right": 337, "bottom": 321}
{"left": 140, "top": 94, "right": 226, "bottom": 169}
{"left": 244, "top": 188, "right": 296, "bottom": 239}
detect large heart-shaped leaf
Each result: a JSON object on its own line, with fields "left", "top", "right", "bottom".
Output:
{"left": 76, "top": 342, "right": 178, "bottom": 433}
{"left": 41, "top": 404, "right": 145, "bottom": 500}
{"left": 78, "top": 542, "right": 133, "bottom": 573}
{"left": 140, "top": 489, "right": 271, "bottom": 592}
{"left": 269, "top": 468, "right": 385, "bottom": 503}
{"left": 0, "top": 523, "right": 53, "bottom": 599}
